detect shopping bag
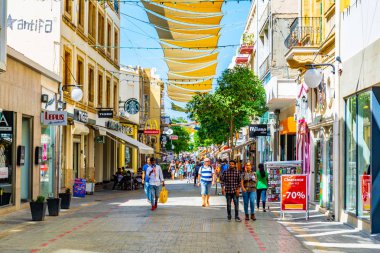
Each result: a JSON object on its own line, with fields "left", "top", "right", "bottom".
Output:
{"left": 159, "top": 186, "right": 168, "bottom": 203}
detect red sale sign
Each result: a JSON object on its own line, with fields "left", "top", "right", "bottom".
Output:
{"left": 281, "top": 174, "right": 308, "bottom": 211}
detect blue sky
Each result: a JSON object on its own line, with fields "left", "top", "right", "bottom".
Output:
{"left": 120, "top": 1, "right": 251, "bottom": 119}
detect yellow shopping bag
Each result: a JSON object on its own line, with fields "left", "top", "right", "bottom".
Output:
{"left": 159, "top": 186, "right": 168, "bottom": 203}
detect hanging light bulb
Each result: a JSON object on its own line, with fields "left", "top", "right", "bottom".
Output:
{"left": 304, "top": 68, "right": 323, "bottom": 88}
{"left": 70, "top": 87, "right": 83, "bottom": 102}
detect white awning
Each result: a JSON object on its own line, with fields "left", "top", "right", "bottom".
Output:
{"left": 98, "top": 126, "right": 154, "bottom": 154}
{"left": 73, "top": 122, "right": 89, "bottom": 135}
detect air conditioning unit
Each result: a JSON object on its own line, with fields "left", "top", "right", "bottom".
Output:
{"left": 0, "top": 0, "right": 7, "bottom": 73}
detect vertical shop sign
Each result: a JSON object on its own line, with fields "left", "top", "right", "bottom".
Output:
{"left": 281, "top": 175, "right": 308, "bottom": 218}
{"left": 361, "top": 175, "right": 371, "bottom": 211}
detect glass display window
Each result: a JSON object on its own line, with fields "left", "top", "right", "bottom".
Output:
{"left": 40, "top": 126, "right": 56, "bottom": 198}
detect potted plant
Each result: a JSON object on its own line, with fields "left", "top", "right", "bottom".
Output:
{"left": 86, "top": 177, "right": 96, "bottom": 195}
{"left": 0, "top": 188, "right": 12, "bottom": 206}
{"left": 47, "top": 194, "right": 61, "bottom": 216}
{"left": 30, "top": 196, "right": 47, "bottom": 221}
{"left": 59, "top": 188, "right": 71, "bottom": 209}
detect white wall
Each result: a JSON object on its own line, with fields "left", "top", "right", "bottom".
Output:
{"left": 7, "top": 0, "right": 60, "bottom": 74}
{"left": 119, "top": 67, "right": 141, "bottom": 125}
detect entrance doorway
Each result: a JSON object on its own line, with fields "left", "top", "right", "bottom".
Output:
{"left": 73, "top": 141, "right": 80, "bottom": 179}
{"left": 21, "top": 117, "right": 31, "bottom": 201}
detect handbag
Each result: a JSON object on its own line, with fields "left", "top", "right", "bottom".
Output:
{"left": 159, "top": 186, "right": 168, "bottom": 203}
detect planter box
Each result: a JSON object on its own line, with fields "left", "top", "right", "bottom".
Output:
{"left": 0, "top": 192, "right": 12, "bottom": 206}
{"left": 47, "top": 198, "right": 61, "bottom": 216}
{"left": 86, "top": 182, "right": 95, "bottom": 195}
{"left": 58, "top": 193, "right": 71, "bottom": 209}
{"left": 30, "top": 202, "right": 47, "bottom": 221}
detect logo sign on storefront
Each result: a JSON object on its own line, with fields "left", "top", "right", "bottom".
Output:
{"left": 143, "top": 129, "right": 160, "bottom": 135}
{"left": 144, "top": 119, "right": 159, "bottom": 135}
{"left": 97, "top": 110, "right": 113, "bottom": 118}
{"left": 249, "top": 124, "right": 269, "bottom": 137}
{"left": 41, "top": 111, "right": 67, "bottom": 126}
{"left": 124, "top": 98, "right": 140, "bottom": 115}
{"left": 74, "top": 109, "right": 88, "bottom": 123}
{"left": 0, "top": 111, "right": 13, "bottom": 133}
{"left": 106, "top": 121, "right": 133, "bottom": 135}
{"left": 169, "top": 135, "right": 178, "bottom": 140}
{"left": 281, "top": 175, "right": 308, "bottom": 212}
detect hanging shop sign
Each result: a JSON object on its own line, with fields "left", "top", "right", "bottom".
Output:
{"left": 95, "top": 136, "right": 105, "bottom": 144}
{"left": 106, "top": 121, "right": 133, "bottom": 135}
{"left": 249, "top": 124, "right": 269, "bottom": 137}
{"left": 41, "top": 111, "right": 67, "bottom": 126}
{"left": 144, "top": 119, "right": 159, "bottom": 135}
{"left": 0, "top": 111, "right": 14, "bottom": 133}
{"left": 281, "top": 174, "right": 308, "bottom": 218}
{"left": 169, "top": 135, "right": 178, "bottom": 140}
{"left": 124, "top": 98, "right": 140, "bottom": 115}
{"left": 97, "top": 110, "right": 113, "bottom": 118}
{"left": 74, "top": 109, "right": 88, "bottom": 123}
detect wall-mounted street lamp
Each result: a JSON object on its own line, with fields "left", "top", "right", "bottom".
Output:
{"left": 63, "top": 84, "right": 83, "bottom": 102}
{"left": 304, "top": 57, "right": 342, "bottom": 89}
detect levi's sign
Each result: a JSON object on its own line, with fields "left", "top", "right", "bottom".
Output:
{"left": 249, "top": 124, "right": 269, "bottom": 137}
{"left": 41, "top": 111, "right": 67, "bottom": 126}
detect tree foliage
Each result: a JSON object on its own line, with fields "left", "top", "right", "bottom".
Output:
{"left": 165, "top": 123, "right": 190, "bottom": 154}
{"left": 186, "top": 66, "right": 267, "bottom": 149}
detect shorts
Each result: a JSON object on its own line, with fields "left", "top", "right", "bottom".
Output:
{"left": 200, "top": 181, "right": 212, "bottom": 195}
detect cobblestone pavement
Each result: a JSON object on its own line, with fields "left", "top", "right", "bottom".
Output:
{"left": 0, "top": 181, "right": 376, "bottom": 253}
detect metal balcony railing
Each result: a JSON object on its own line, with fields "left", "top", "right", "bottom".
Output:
{"left": 284, "top": 17, "right": 322, "bottom": 49}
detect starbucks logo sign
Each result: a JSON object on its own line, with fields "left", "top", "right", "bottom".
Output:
{"left": 124, "top": 98, "right": 140, "bottom": 115}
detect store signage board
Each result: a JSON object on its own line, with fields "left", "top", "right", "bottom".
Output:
{"left": 249, "top": 124, "right": 269, "bottom": 137}
{"left": 144, "top": 129, "right": 160, "bottom": 135}
{"left": 74, "top": 109, "right": 88, "bottom": 123}
{"left": 361, "top": 175, "right": 371, "bottom": 211}
{"left": 0, "top": 111, "right": 13, "bottom": 133}
{"left": 124, "top": 98, "right": 140, "bottom": 115}
{"left": 41, "top": 111, "right": 67, "bottom": 126}
{"left": 281, "top": 174, "right": 308, "bottom": 220}
{"left": 169, "top": 135, "right": 178, "bottom": 140}
{"left": 98, "top": 110, "right": 113, "bottom": 118}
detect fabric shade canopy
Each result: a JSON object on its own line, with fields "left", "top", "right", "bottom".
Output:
{"left": 142, "top": 0, "right": 223, "bottom": 102}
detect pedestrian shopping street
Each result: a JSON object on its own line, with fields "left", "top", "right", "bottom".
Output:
{"left": 0, "top": 181, "right": 379, "bottom": 253}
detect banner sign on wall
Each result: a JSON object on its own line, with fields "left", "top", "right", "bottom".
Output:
{"left": 41, "top": 111, "right": 67, "bottom": 126}
{"left": 249, "top": 124, "right": 269, "bottom": 137}
{"left": 0, "top": 111, "right": 14, "bottom": 133}
{"left": 361, "top": 175, "right": 371, "bottom": 211}
{"left": 281, "top": 174, "right": 308, "bottom": 217}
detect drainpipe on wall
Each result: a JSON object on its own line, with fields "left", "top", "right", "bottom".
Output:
{"left": 274, "top": 109, "right": 280, "bottom": 161}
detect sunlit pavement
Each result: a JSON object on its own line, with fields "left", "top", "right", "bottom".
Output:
{"left": 0, "top": 181, "right": 377, "bottom": 253}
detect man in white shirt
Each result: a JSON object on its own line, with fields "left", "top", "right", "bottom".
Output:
{"left": 197, "top": 158, "right": 215, "bottom": 207}
{"left": 146, "top": 157, "right": 165, "bottom": 211}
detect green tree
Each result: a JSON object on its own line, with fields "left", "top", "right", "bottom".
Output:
{"left": 165, "top": 125, "right": 190, "bottom": 155}
{"left": 187, "top": 66, "right": 267, "bottom": 152}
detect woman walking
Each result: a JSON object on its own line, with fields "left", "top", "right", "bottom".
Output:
{"left": 256, "top": 163, "right": 268, "bottom": 212}
{"left": 170, "top": 160, "right": 176, "bottom": 180}
{"left": 241, "top": 162, "right": 257, "bottom": 220}
{"left": 178, "top": 162, "right": 184, "bottom": 180}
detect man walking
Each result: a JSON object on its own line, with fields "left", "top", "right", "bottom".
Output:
{"left": 197, "top": 158, "right": 215, "bottom": 207}
{"left": 194, "top": 161, "right": 201, "bottom": 186}
{"left": 142, "top": 157, "right": 151, "bottom": 203}
{"left": 146, "top": 157, "right": 164, "bottom": 211}
{"left": 220, "top": 160, "right": 242, "bottom": 222}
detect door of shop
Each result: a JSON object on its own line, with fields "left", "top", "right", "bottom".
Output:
{"left": 21, "top": 117, "right": 31, "bottom": 201}
{"left": 73, "top": 141, "right": 80, "bottom": 179}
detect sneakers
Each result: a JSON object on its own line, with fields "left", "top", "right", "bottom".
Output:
{"left": 154, "top": 202, "right": 158, "bottom": 209}
{"left": 227, "top": 216, "right": 232, "bottom": 221}
{"left": 235, "top": 217, "right": 242, "bottom": 222}
{"left": 263, "top": 209, "right": 267, "bottom": 212}
{"left": 151, "top": 206, "right": 156, "bottom": 211}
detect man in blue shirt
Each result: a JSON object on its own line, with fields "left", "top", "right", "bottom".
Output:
{"left": 142, "top": 157, "right": 151, "bottom": 203}
{"left": 221, "top": 160, "right": 229, "bottom": 174}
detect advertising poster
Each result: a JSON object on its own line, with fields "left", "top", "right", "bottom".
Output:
{"left": 361, "top": 175, "right": 371, "bottom": 211}
{"left": 73, "top": 178, "right": 86, "bottom": 198}
{"left": 281, "top": 174, "right": 308, "bottom": 211}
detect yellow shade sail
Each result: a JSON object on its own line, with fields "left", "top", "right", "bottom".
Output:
{"left": 168, "top": 83, "right": 212, "bottom": 93}
{"left": 169, "top": 62, "right": 218, "bottom": 77}
{"left": 166, "top": 52, "right": 218, "bottom": 64}
{"left": 166, "top": 59, "right": 218, "bottom": 72}
{"left": 162, "top": 35, "right": 220, "bottom": 49}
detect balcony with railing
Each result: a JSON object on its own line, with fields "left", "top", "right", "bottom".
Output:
{"left": 259, "top": 54, "right": 270, "bottom": 79}
{"left": 284, "top": 17, "right": 323, "bottom": 69}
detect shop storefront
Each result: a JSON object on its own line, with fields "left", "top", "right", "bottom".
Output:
{"left": 279, "top": 117, "right": 297, "bottom": 161}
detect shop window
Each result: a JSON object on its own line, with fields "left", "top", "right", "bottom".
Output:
{"left": 88, "top": 0, "right": 97, "bottom": 42}
{"left": 106, "top": 78, "right": 111, "bottom": 108}
{"left": 114, "top": 28, "right": 119, "bottom": 64}
{"left": 88, "top": 65, "right": 95, "bottom": 105}
{"left": 77, "top": 0, "right": 85, "bottom": 30}
{"left": 107, "top": 21, "right": 112, "bottom": 57}
{"left": 345, "top": 91, "right": 371, "bottom": 219}
{"left": 98, "top": 73, "right": 103, "bottom": 107}
{"left": 98, "top": 11, "right": 105, "bottom": 49}
{"left": 77, "top": 56, "right": 84, "bottom": 102}
{"left": 40, "top": 126, "right": 56, "bottom": 198}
